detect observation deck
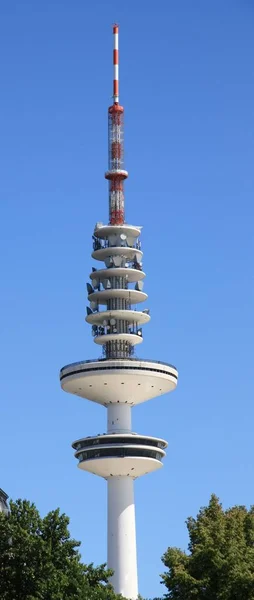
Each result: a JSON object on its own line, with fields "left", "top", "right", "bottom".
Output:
{"left": 60, "top": 358, "right": 178, "bottom": 405}
{"left": 72, "top": 433, "right": 167, "bottom": 478}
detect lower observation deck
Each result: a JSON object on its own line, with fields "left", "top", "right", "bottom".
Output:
{"left": 72, "top": 433, "right": 167, "bottom": 478}
{"left": 73, "top": 455, "right": 163, "bottom": 478}
{"left": 60, "top": 358, "right": 178, "bottom": 405}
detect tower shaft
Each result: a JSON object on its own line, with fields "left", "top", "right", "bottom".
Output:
{"left": 107, "top": 402, "right": 137, "bottom": 597}
{"left": 107, "top": 477, "right": 138, "bottom": 599}
{"left": 107, "top": 403, "right": 132, "bottom": 433}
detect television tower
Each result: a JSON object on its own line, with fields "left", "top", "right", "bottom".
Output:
{"left": 60, "top": 25, "right": 178, "bottom": 600}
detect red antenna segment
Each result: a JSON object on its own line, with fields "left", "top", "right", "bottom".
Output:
{"left": 105, "top": 24, "right": 128, "bottom": 225}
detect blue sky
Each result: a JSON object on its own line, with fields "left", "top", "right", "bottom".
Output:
{"left": 0, "top": 1, "right": 253, "bottom": 597}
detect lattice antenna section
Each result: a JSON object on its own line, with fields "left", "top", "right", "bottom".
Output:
{"left": 105, "top": 25, "right": 128, "bottom": 226}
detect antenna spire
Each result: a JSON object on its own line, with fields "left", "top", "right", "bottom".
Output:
{"left": 105, "top": 24, "right": 128, "bottom": 225}
{"left": 113, "top": 24, "right": 119, "bottom": 103}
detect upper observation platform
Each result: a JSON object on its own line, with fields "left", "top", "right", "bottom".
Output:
{"left": 60, "top": 358, "right": 178, "bottom": 405}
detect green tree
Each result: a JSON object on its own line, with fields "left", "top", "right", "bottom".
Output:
{"left": 0, "top": 499, "right": 125, "bottom": 600}
{"left": 161, "top": 494, "right": 254, "bottom": 600}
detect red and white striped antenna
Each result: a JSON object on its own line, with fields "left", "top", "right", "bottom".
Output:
{"left": 105, "top": 24, "right": 128, "bottom": 225}
{"left": 113, "top": 24, "right": 119, "bottom": 103}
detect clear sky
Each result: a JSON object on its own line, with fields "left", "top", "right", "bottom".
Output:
{"left": 0, "top": 1, "right": 253, "bottom": 598}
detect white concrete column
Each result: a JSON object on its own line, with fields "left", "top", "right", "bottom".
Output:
{"left": 107, "top": 403, "right": 131, "bottom": 433}
{"left": 107, "top": 476, "right": 138, "bottom": 600}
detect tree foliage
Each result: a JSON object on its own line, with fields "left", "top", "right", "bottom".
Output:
{"left": 161, "top": 494, "right": 254, "bottom": 599}
{"left": 0, "top": 499, "right": 125, "bottom": 600}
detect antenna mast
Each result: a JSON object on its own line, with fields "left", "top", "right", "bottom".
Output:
{"left": 105, "top": 25, "right": 128, "bottom": 225}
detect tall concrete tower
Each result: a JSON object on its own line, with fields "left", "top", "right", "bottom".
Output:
{"left": 60, "top": 25, "right": 178, "bottom": 600}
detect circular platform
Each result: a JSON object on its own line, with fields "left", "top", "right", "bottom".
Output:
{"left": 94, "top": 332, "right": 143, "bottom": 346}
{"left": 72, "top": 427, "right": 167, "bottom": 478}
{"left": 88, "top": 289, "right": 147, "bottom": 305}
{"left": 90, "top": 267, "right": 145, "bottom": 283}
{"left": 75, "top": 456, "right": 163, "bottom": 478}
{"left": 92, "top": 247, "right": 143, "bottom": 263}
{"left": 73, "top": 433, "right": 168, "bottom": 451}
{"left": 60, "top": 359, "right": 178, "bottom": 405}
{"left": 86, "top": 309, "right": 150, "bottom": 326}
{"left": 94, "top": 224, "right": 141, "bottom": 240}
{"left": 105, "top": 169, "right": 128, "bottom": 180}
